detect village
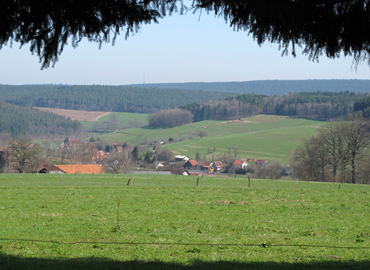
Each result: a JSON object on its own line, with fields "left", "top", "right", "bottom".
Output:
{"left": 30, "top": 138, "right": 270, "bottom": 177}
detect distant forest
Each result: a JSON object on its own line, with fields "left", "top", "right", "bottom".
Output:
{"left": 0, "top": 85, "right": 232, "bottom": 113}
{"left": 180, "top": 92, "right": 369, "bottom": 123}
{"left": 1, "top": 81, "right": 370, "bottom": 137}
{"left": 0, "top": 102, "right": 82, "bottom": 138}
{"left": 131, "top": 80, "right": 370, "bottom": 95}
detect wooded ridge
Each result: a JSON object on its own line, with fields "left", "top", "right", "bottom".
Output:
{"left": 130, "top": 80, "right": 370, "bottom": 95}
{"left": 0, "top": 84, "right": 232, "bottom": 113}
{"left": 0, "top": 102, "right": 82, "bottom": 138}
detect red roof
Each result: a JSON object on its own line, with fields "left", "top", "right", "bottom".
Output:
{"left": 54, "top": 164, "right": 104, "bottom": 174}
{"left": 187, "top": 160, "right": 198, "bottom": 166}
{"left": 213, "top": 161, "right": 223, "bottom": 168}
{"left": 197, "top": 161, "right": 211, "bottom": 167}
{"left": 234, "top": 160, "right": 247, "bottom": 165}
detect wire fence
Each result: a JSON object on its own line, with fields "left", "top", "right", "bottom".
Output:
{"left": 0, "top": 238, "right": 369, "bottom": 250}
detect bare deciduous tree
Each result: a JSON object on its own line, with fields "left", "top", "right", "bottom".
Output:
{"left": 291, "top": 117, "right": 370, "bottom": 184}
{"left": 7, "top": 137, "right": 42, "bottom": 173}
{"left": 341, "top": 118, "right": 370, "bottom": 184}
{"left": 106, "top": 149, "right": 136, "bottom": 173}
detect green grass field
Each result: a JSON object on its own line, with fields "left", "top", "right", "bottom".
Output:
{"left": 0, "top": 174, "right": 369, "bottom": 269}
{"left": 98, "top": 115, "right": 326, "bottom": 164}
{"left": 80, "top": 112, "right": 148, "bottom": 130}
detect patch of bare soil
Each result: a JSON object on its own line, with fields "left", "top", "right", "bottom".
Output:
{"left": 34, "top": 107, "right": 111, "bottom": 121}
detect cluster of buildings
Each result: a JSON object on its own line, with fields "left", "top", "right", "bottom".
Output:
{"left": 181, "top": 157, "right": 268, "bottom": 175}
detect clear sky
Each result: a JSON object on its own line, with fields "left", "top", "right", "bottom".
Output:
{"left": 0, "top": 8, "right": 369, "bottom": 85}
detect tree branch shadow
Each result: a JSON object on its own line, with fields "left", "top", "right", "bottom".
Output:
{"left": 0, "top": 253, "right": 369, "bottom": 270}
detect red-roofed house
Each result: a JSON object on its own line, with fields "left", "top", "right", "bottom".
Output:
{"left": 234, "top": 160, "right": 249, "bottom": 169}
{"left": 211, "top": 161, "right": 224, "bottom": 172}
{"left": 197, "top": 161, "right": 212, "bottom": 171}
{"left": 184, "top": 160, "right": 198, "bottom": 170}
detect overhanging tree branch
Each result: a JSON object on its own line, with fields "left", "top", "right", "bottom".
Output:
{"left": 1, "top": 0, "right": 370, "bottom": 68}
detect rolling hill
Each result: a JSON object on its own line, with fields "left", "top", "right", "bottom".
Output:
{"left": 96, "top": 115, "right": 326, "bottom": 164}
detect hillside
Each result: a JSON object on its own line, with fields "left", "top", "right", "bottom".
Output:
{"left": 0, "top": 102, "right": 82, "bottom": 138}
{"left": 130, "top": 79, "right": 370, "bottom": 95}
{"left": 0, "top": 84, "right": 232, "bottom": 113}
{"left": 97, "top": 115, "right": 326, "bottom": 164}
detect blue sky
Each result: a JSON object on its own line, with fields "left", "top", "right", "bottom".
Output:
{"left": 0, "top": 9, "right": 369, "bottom": 85}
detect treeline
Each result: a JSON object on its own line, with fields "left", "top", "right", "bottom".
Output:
{"left": 0, "top": 102, "right": 82, "bottom": 137}
{"left": 290, "top": 118, "right": 370, "bottom": 184}
{"left": 354, "top": 96, "right": 370, "bottom": 118}
{"left": 0, "top": 85, "right": 232, "bottom": 113}
{"left": 180, "top": 92, "right": 367, "bottom": 122}
{"left": 148, "top": 109, "right": 193, "bottom": 128}
{"left": 131, "top": 80, "right": 370, "bottom": 95}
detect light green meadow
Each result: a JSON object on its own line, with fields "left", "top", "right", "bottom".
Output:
{"left": 0, "top": 174, "right": 369, "bottom": 269}
{"left": 98, "top": 115, "right": 325, "bottom": 164}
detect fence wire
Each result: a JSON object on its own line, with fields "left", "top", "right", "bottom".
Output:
{"left": 0, "top": 238, "right": 369, "bottom": 250}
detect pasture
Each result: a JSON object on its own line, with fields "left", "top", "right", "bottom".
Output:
{"left": 99, "top": 115, "right": 326, "bottom": 164}
{"left": 81, "top": 112, "right": 149, "bottom": 131}
{"left": 0, "top": 174, "right": 369, "bottom": 269}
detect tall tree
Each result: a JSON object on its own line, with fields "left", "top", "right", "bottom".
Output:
{"left": 107, "top": 148, "right": 136, "bottom": 173}
{"left": 291, "top": 117, "right": 370, "bottom": 183}
{"left": 341, "top": 117, "right": 370, "bottom": 183}
{"left": 7, "top": 137, "right": 42, "bottom": 173}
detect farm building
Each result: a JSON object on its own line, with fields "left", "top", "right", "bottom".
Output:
{"left": 197, "top": 161, "right": 211, "bottom": 170}
{"left": 184, "top": 160, "right": 198, "bottom": 170}
{"left": 37, "top": 164, "right": 104, "bottom": 174}
{"left": 37, "top": 164, "right": 64, "bottom": 174}
{"left": 175, "top": 155, "right": 190, "bottom": 162}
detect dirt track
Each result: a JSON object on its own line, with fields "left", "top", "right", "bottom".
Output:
{"left": 34, "top": 107, "right": 110, "bottom": 121}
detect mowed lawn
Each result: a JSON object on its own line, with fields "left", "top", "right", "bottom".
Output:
{"left": 100, "top": 115, "right": 325, "bottom": 164}
{"left": 0, "top": 174, "right": 369, "bottom": 269}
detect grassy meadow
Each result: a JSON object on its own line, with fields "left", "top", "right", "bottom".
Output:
{"left": 99, "top": 115, "right": 326, "bottom": 164}
{"left": 0, "top": 174, "right": 369, "bottom": 269}
{"left": 80, "top": 112, "right": 148, "bottom": 130}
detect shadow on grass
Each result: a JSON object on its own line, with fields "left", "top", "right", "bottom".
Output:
{"left": 0, "top": 253, "right": 369, "bottom": 270}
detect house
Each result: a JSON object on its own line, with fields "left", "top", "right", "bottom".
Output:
{"left": 92, "top": 150, "right": 109, "bottom": 164}
{"left": 39, "top": 164, "right": 105, "bottom": 174}
{"left": 113, "top": 143, "right": 123, "bottom": 152}
{"left": 154, "top": 162, "right": 164, "bottom": 169}
{"left": 197, "top": 161, "right": 212, "bottom": 171}
{"left": 234, "top": 160, "right": 249, "bottom": 169}
{"left": 184, "top": 160, "right": 198, "bottom": 170}
{"left": 211, "top": 161, "right": 224, "bottom": 172}
{"left": 175, "top": 155, "right": 190, "bottom": 162}
{"left": 37, "top": 164, "right": 64, "bottom": 174}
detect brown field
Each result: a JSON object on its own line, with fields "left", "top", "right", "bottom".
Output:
{"left": 34, "top": 107, "right": 110, "bottom": 121}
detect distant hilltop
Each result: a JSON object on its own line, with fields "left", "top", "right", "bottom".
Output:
{"left": 129, "top": 79, "right": 370, "bottom": 96}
